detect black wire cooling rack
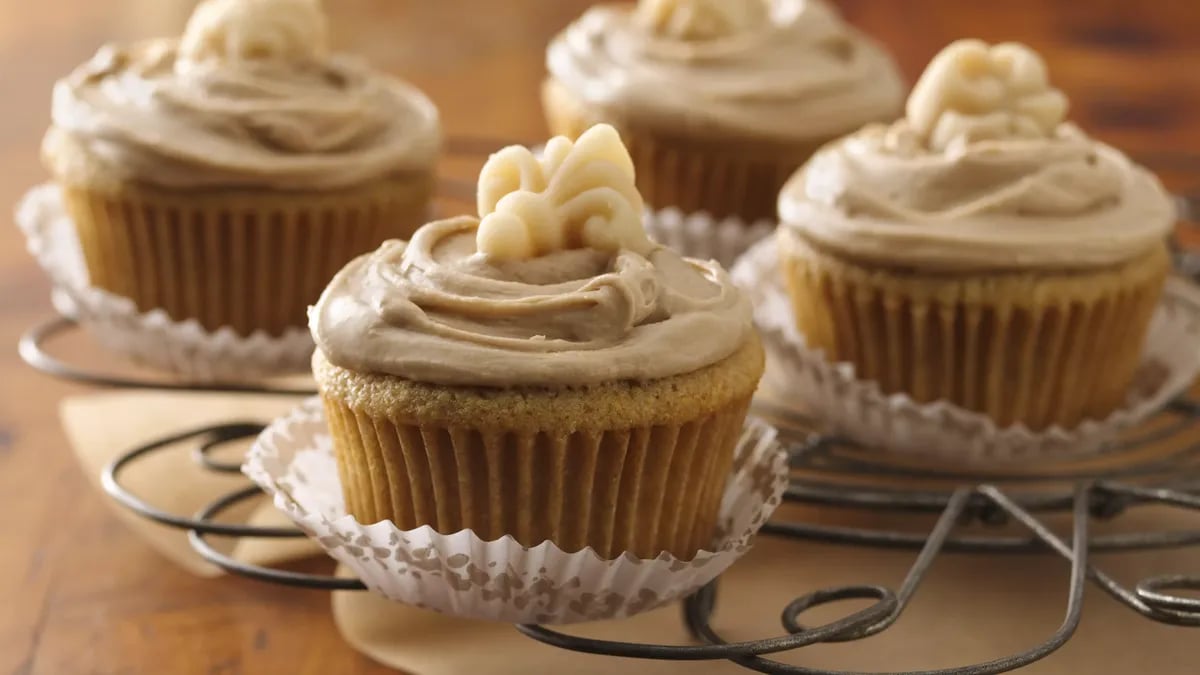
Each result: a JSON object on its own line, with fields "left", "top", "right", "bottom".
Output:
{"left": 14, "top": 146, "right": 1200, "bottom": 674}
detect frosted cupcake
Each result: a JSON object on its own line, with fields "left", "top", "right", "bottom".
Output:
{"left": 777, "top": 40, "right": 1175, "bottom": 429}
{"left": 544, "top": 0, "right": 903, "bottom": 223}
{"left": 42, "top": 0, "right": 440, "bottom": 337}
{"left": 310, "top": 124, "right": 764, "bottom": 560}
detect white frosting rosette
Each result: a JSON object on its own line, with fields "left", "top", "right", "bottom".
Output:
{"left": 523, "top": 142, "right": 774, "bottom": 269}
{"left": 243, "top": 397, "right": 788, "bottom": 624}
{"left": 179, "top": 0, "right": 329, "bottom": 66}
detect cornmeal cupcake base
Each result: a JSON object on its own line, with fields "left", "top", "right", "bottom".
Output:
{"left": 17, "top": 183, "right": 316, "bottom": 381}
{"left": 780, "top": 232, "right": 1169, "bottom": 429}
{"left": 733, "top": 238, "right": 1200, "bottom": 461}
{"left": 19, "top": 184, "right": 319, "bottom": 379}
{"left": 60, "top": 175, "right": 431, "bottom": 337}
{"left": 244, "top": 396, "right": 788, "bottom": 624}
{"left": 314, "top": 338, "right": 763, "bottom": 560}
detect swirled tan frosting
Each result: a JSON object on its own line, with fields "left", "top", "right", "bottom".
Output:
{"left": 546, "top": 0, "right": 904, "bottom": 141}
{"left": 779, "top": 40, "right": 1175, "bottom": 271}
{"left": 311, "top": 126, "right": 753, "bottom": 387}
{"left": 46, "top": 0, "right": 440, "bottom": 190}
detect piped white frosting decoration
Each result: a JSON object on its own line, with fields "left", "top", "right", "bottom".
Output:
{"left": 476, "top": 124, "right": 654, "bottom": 261}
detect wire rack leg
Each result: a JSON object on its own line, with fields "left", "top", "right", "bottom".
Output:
{"left": 517, "top": 485, "right": 1093, "bottom": 674}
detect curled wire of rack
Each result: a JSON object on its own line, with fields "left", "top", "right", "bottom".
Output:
{"left": 22, "top": 330, "right": 1200, "bottom": 674}
{"left": 56, "top": 394, "right": 1200, "bottom": 674}
{"left": 15, "top": 143, "right": 1200, "bottom": 674}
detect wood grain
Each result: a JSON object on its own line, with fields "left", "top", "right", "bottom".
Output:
{"left": 0, "top": 1, "right": 1197, "bottom": 673}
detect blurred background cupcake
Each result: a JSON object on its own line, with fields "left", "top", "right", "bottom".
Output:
{"left": 310, "top": 124, "right": 764, "bottom": 560}
{"left": 41, "top": 0, "right": 441, "bottom": 337}
{"left": 543, "top": 0, "right": 904, "bottom": 224}
{"left": 776, "top": 39, "right": 1176, "bottom": 430}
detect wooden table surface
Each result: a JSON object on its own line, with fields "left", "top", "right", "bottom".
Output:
{"left": 1, "top": 2, "right": 1198, "bottom": 674}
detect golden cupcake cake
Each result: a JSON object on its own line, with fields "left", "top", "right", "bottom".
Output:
{"left": 310, "top": 124, "right": 764, "bottom": 560}
{"left": 543, "top": 0, "right": 903, "bottom": 222}
{"left": 42, "top": 0, "right": 440, "bottom": 337}
{"left": 777, "top": 40, "right": 1175, "bottom": 429}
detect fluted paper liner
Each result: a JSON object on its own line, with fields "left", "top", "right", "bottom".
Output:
{"left": 17, "top": 183, "right": 313, "bottom": 381}
{"left": 59, "top": 176, "right": 429, "bottom": 337}
{"left": 244, "top": 398, "right": 788, "bottom": 624}
{"left": 732, "top": 239, "right": 1200, "bottom": 461}
{"left": 782, "top": 232, "right": 1169, "bottom": 428}
{"left": 643, "top": 207, "right": 773, "bottom": 269}
{"left": 624, "top": 129, "right": 812, "bottom": 223}
{"left": 320, "top": 393, "right": 752, "bottom": 560}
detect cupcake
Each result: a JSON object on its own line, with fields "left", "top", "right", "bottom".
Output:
{"left": 777, "top": 40, "right": 1175, "bottom": 430}
{"left": 543, "top": 0, "right": 903, "bottom": 223}
{"left": 310, "top": 124, "right": 764, "bottom": 560}
{"left": 42, "top": 0, "right": 440, "bottom": 337}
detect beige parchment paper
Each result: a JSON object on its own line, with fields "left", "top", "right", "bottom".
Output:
{"left": 60, "top": 390, "right": 323, "bottom": 576}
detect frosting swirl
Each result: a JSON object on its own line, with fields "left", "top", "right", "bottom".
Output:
{"left": 46, "top": 0, "right": 439, "bottom": 190}
{"left": 779, "top": 40, "right": 1175, "bottom": 271}
{"left": 311, "top": 126, "right": 752, "bottom": 387}
{"left": 546, "top": 0, "right": 904, "bottom": 141}
{"left": 312, "top": 217, "right": 751, "bottom": 386}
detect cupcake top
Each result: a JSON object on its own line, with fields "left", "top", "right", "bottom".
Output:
{"left": 545, "top": 0, "right": 904, "bottom": 142}
{"left": 311, "top": 124, "right": 753, "bottom": 388}
{"left": 45, "top": 0, "right": 440, "bottom": 191}
{"left": 779, "top": 39, "right": 1176, "bottom": 272}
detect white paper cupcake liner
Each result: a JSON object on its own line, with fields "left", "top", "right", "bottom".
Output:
{"left": 243, "top": 397, "right": 789, "bottom": 624}
{"left": 732, "top": 238, "right": 1200, "bottom": 462}
{"left": 643, "top": 207, "right": 774, "bottom": 269}
{"left": 16, "top": 183, "right": 313, "bottom": 382}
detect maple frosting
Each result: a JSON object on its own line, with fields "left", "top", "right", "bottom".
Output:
{"left": 779, "top": 39, "right": 1175, "bottom": 272}
{"left": 545, "top": 0, "right": 904, "bottom": 141}
{"left": 45, "top": 0, "right": 440, "bottom": 190}
{"left": 310, "top": 125, "right": 753, "bottom": 387}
